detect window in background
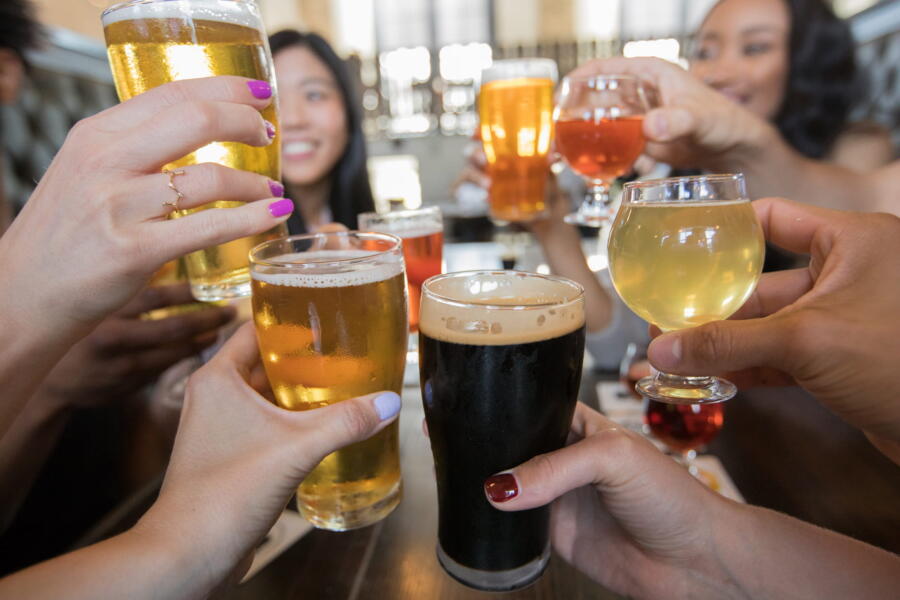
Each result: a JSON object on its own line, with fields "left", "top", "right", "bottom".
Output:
{"left": 368, "top": 154, "right": 423, "bottom": 211}
{"left": 575, "top": 0, "right": 621, "bottom": 41}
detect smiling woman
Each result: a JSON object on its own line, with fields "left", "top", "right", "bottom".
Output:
{"left": 689, "top": 0, "right": 894, "bottom": 170}
{"left": 270, "top": 30, "right": 375, "bottom": 233}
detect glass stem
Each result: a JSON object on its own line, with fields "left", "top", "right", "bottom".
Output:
{"left": 582, "top": 181, "right": 611, "bottom": 215}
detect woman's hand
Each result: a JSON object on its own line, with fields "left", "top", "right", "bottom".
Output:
{"left": 37, "top": 283, "right": 235, "bottom": 411}
{"left": 0, "top": 76, "right": 291, "bottom": 333}
{"left": 484, "top": 401, "right": 900, "bottom": 599}
{"left": 566, "top": 57, "right": 776, "bottom": 172}
{"left": 135, "top": 322, "right": 401, "bottom": 593}
{"left": 483, "top": 402, "right": 735, "bottom": 598}
{"left": 0, "top": 322, "right": 402, "bottom": 598}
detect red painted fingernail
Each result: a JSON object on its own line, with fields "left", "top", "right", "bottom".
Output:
{"left": 484, "top": 473, "right": 518, "bottom": 503}
{"left": 268, "top": 180, "right": 284, "bottom": 197}
{"left": 268, "top": 198, "right": 294, "bottom": 218}
{"left": 265, "top": 120, "right": 276, "bottom": 140}
{"left": 247, "top": 80, "right": 272, "bottom": 99}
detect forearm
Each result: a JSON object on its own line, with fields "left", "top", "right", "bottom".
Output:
{"left": 0, "top": 288, "right": 91, "bottom": 436}
{"left": 711, "top": 500, "right": 900, "bottom": 598}
{"left": 713, "top": 125, "right": 867, "bottom": 212}
{"left": 0, "top": 523, "right": 222, "bottom": 599}
{"left": 532, "top": 222, "right": 612, "bottom": 332}
{"left": 0, "top": 396, "right": 71, "bottom": 530}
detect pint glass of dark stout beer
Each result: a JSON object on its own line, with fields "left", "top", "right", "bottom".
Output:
{"left": 418, "top": 271, "right": 585, "bottom": 591}
{"left": 250, "top": 232, "right": 408, "bottom": 530}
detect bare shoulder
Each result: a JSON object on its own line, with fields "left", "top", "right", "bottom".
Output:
{"left": 871, "top": 160, "right": 900, "bottom": 216}
{"left": 828, "top": 121, "right": 895, "bottom": 172}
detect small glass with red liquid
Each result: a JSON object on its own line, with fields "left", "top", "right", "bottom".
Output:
{"left": 643, "top": 397, "right": 725, "bottom": 476}
{"left": 553, "top": 74, "right": 657, "bottom": 227}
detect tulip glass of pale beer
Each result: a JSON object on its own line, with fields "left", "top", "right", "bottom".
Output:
{"left": 250, "top": 232, "right": 407, "bottom": 530}
{"left": 419, "top": 271, "right": 585, "bottom": 591}
{"left": 102, "top": 0, "right": 285, "bottom": 302}
{"left": 358, "top": 206, "right": 443, "bottom": 332}
{"left": 479, "top": 59, "right": 557, "bottom": 223}
{"left": 607, "top": 174, "right": 765, "bottom": 404}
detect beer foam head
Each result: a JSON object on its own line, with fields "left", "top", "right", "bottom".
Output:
{"left": 251, "top": 250, "right": 403, "bottom": 288}
{"left": 103, "top": 0, "right": 260, "bottom": 29}
{"left": 419, "top": 271, "right": 584, "bottom": 346}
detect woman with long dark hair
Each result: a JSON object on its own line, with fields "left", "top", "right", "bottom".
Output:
{"left": 269, "top": 30, "right": 375, "bottom": 232}
{"left": 690, "top": 0, "right": 893, "bottom": 170}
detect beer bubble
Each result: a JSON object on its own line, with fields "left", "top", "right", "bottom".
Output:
{"left": 490, "top": 322, "right": 503, "bottom": 334}
{"left": 537, "top": 314, "right": 546, "bottom": 326}
{"left": 446, "top": 317, "right": 461, "bottom": 331}
{"left": 464, "top": 320, "right": 490, "bottom": 334}
{"left": 549, "top": 309, "right": 556, "bottom": 315}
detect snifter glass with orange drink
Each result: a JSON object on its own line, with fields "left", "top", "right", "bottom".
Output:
{"left": 478, "top": 59, "right": 557, "bottom": 223}
{"left": 554, "top": 74, "right": 656, "bottom": 227}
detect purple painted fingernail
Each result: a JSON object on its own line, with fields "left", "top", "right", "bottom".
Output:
{"left": 247, "top": 80, "right": 272, "bottom": 99}
{"left": 265, "top": 120, "right": 276, "bottom": 140}
{"left": 268, "top": 198, "right": 294, "bottom": 218}
{"left": 374, "top": 392, "right": 401, "bottom": 421}
{"left": 268, "top": 180, "right": 284, "bottom": 197}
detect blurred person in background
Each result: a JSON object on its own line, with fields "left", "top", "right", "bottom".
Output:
{"left": 687, "top": 0, "right": 893, "bottom": 172}
{"left": 269, "top": 30, "right": 375, "bottom": 232}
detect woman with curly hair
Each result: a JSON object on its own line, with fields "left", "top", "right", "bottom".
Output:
{"left": 690, "top": 0, "right": 893, "bottom": 170}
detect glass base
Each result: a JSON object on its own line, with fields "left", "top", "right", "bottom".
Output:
{"left": 189, "top": 277, "right": 251, "bottom": 302}
{"left": 564, "top": 208, "right": 611, "bottom": 228}
{"left": 299, "top": 479, "right": 402, "bottom": 531}
{"left": 436, "top": 542, "right": 550, "bottom": 592}
{"left": 637, "top": 374, "right": 735, "bottom": 405}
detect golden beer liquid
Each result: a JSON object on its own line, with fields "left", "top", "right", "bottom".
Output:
{"left": 608, "top": 201, "right": 764, "bottom": 332}
{"left": 104, "top": 14, "right": 285, "bottom": 301}
{"left": 479, "top": 77, "right": 554, "bottom": 222}
{"left": 251, "top": 252, "right": 407, "bottom": 530}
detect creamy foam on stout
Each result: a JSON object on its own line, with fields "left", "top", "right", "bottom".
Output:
{"left": 103, "top": 0, "right": 260, "bottom": 28}
{"left": 419, "top": 273, "right": 585, "bottom": 346}
{"left": 252, "top": 250, "right": 403, "bottom": 289}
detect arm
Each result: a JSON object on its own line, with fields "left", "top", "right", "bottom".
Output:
{"left": 484, "top": 403, "right": 900, "bottom": 599}
{"left": 530, "top": 216, "right": 613, "bottom": 333}
{"left": 0, "top": 284, "right": 234, "bottom": 528}
{"left": 826, "top": 122, "right": 895, "bottom": 172}
{"left": 0, "top": 76, "right": 289, "bottom": 436}
{"left": 0, "top": 324, "right": 402, "bottom": 598}
{"left": 716, "top": 502, "right": 900, "bottom": 599}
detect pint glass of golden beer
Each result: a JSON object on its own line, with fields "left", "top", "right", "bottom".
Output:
{"left": 250, "top": 232, "right": 408, "bottom": 530}
{"left": 102, "top": 0, "right": 286, "bottom": 302}
{"left": 479, "top": 59, "right": 557, "bottom": 223}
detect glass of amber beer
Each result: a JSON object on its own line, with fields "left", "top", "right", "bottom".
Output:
{"left": 358, "top": 206, "right": 443, "bottom": 332}
{"left": 607, "top": 174, "right": 765, "bottom": 404}
{"left": 250, "top": 232, "right": 407, "bottom": 530}
{"left": 419, "top": 271, "right": 585, "bottom": 591}
{"left": 102, "top": 0, "right": 286, "bottom": 302}
{"left": 479, "top": 59, "right": 557, "bottom": 223}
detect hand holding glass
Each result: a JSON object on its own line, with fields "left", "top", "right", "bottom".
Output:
{"left": 554, "top": 75, "right": 656, "bottom": 227}
{"left": 608, "top": 174, "right": 764, "bottom": 404}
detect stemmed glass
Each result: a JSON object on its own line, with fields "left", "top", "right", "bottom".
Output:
{"left": 644, "top": 398, "right": 724, "bottom": 482}
{"left": 553, "top": 75, "right": 656, "bottom": 227}
{"left": 607, "top": 174, "right": 765, "bottom": 404}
